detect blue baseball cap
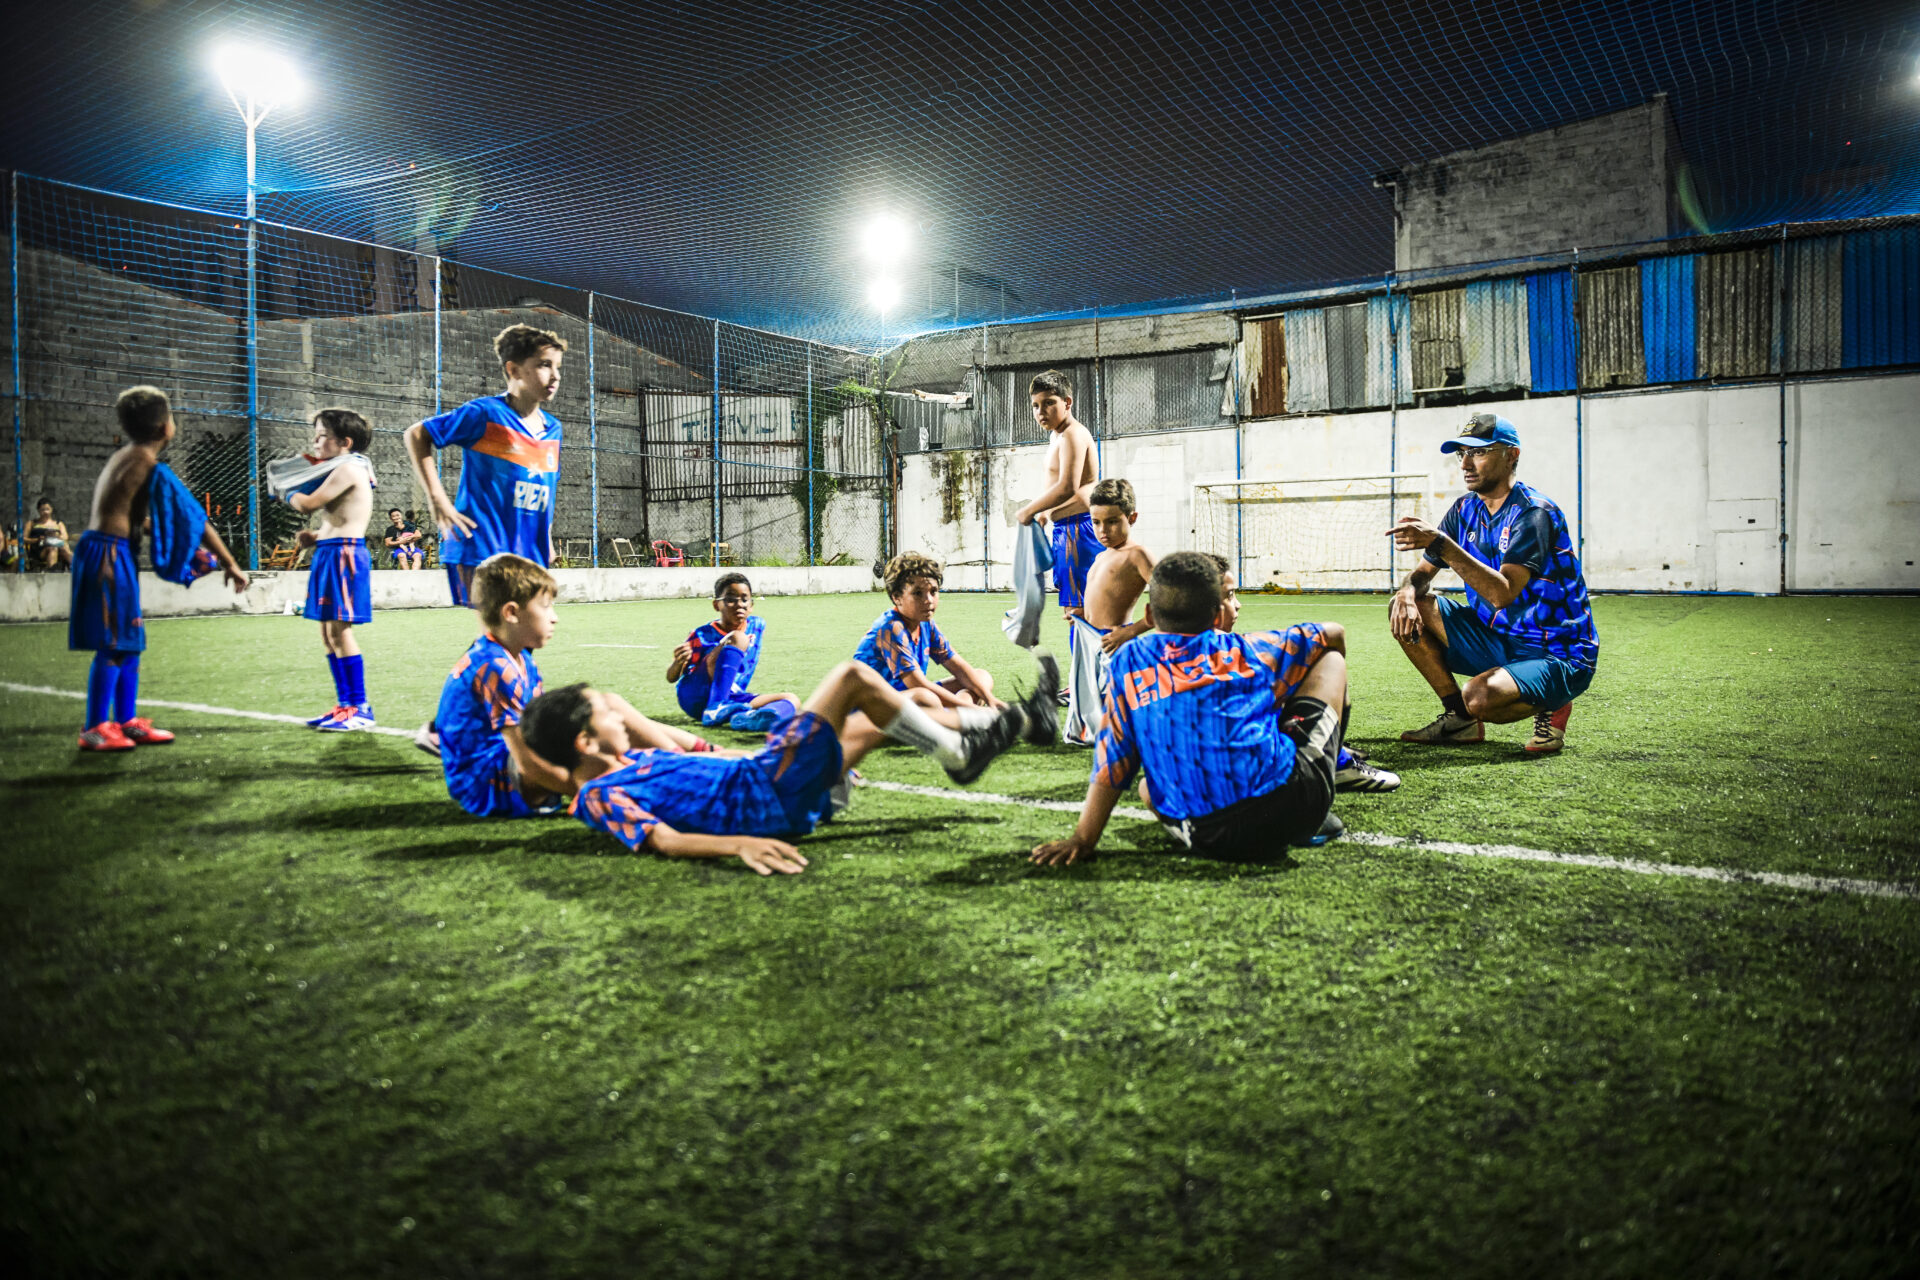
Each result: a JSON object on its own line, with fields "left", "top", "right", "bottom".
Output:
{"left": 1440, "top": 413, "right": 1520, "bottom": 453}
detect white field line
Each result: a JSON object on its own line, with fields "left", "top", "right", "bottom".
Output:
{"left": 576, "top": 643, "right": 660, "bottom": 649}
{"left": 4, "top": 680, "right": 1913, "bottom": 901}
{"left": 858, "top": 781, "right": 1920, "bottom": 901}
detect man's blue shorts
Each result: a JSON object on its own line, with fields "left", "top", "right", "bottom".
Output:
{"left": 305, "top": 538, "right": 372, "bottom": 624}
{"left": 1437, "top": 595, "right": 1595, "bottom": 711}
{"left": 445, "top": 562, "right": 476, "bottom": 609}
{"left": 69, "top": 531, "right": 144, "bottom": 653}
{"left": 752, "top": 711, "right": 844, "bottom": 836}
{"left": 1050, "top": 512, "right": 1104, "bottom": 609}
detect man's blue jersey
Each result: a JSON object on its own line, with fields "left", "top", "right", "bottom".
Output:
{"left": 853, "top": 609, "right": 954, "bottom": 690}
{"left": 423, "top": 395, "right": 561, "bottom": 567}
{"left": 437, "top": 634, "right": 543, "bottom": 817}
{"left": 1093, "top": 624, "right": 1332, "bottom": 822}
{"left": 1425, "top": 480, "right": 1597, "bottom": 667}
{"left": 572, "top": 712, "right": 844, "bottom": 847}
{"left": 677, "top": 616, "right": 765, "bottom": 705}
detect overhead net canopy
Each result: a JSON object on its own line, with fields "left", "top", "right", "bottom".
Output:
{"left": 6, "top": 0, "right": 1915, "bottom": 346}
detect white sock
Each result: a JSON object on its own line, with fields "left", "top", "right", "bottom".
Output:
{"left": 954, "top": 705, "right": 997, "bottom": 730}
{"left": 881, "top": 701, "right": 967, "bottom": 770}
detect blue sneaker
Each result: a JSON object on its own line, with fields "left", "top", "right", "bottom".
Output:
{"left": 700, "top": 701, "right": 751, "bottom": 728}
{"left": 728, "top": 703, "right": 796, "bottom": 734}
{"left": 1293, "top": 812, "right": 1345, "bottom": 848}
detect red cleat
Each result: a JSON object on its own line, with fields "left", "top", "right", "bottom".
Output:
{"left": 79, "top": 721, "right": 136, "bottom": 752}
{"left": 119, "top": 717, "right": 176, "bottom": 745}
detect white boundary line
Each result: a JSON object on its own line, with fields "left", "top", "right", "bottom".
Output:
{"left": 4, "top": 680, "right": 1913, "bottom": 901}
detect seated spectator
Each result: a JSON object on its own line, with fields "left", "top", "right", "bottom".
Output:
{"left": 383, "top": 507, "right": 424, "bottom": 570}
{"left": 0, "top": 526, "right": 17, "bottom": 571}
{"left": 28, "top": 500, "right": 73, "bottom": 570}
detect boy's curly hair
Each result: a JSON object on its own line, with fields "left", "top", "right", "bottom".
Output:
{"left": 494, "top": 324, "right": 568, "bottom": 367}
{"left": 114, "top": 385, "right": 171, "bottom": 443}
{"left": 884, "top": 551, "right": 944, "bottom": 599}
{"left": 472, "top": 553, "right": 558, "bottom": 626}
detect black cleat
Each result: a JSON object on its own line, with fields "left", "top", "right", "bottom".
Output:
{"left": 946, "top": 707, "right": 1024, "bottom": 786}
{"left": 1021, "top": 648, "right": 1061, "bottom": 746}
{"left": 1292, "top": 811, "right": 1345, "bottom": 848}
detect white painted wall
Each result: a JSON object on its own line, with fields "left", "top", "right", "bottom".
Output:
{"left": 895, "top": 371, "right": 1920, "bottom": 594}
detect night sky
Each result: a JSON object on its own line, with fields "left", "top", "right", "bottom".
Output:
{"left": 5, "top": 0, "right": 1915, "bottom": 344}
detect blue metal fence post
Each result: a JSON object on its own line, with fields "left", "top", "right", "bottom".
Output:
{"left": 588, "top": 291, "right": 599, "bottom": 567}
{"left": 981, "top": 323, "right": 991, "bottom": 591}
{"left": 1233, "top": 315, "right": 1245, "bottom": 588}
{"left": 710, "top": 320, "right": 721, "bottom": 551}
{"left": 805, "top": 341, "right": 814, "bottom": 567}
{"left": 1572, "top": 249, "right": 1584, "bottom": 557}
{"left": 244, "top": 126, "right": 260, "bottom": 571}
{"left": 1386, "top": 273, "right": 1399, "bottom": 589}
{"left": 10, "top": 172, "right": 22, "bottom": 574}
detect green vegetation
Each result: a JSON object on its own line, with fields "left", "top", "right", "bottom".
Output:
{"left": 2, "top": 593, "right": 1916, "bottom": 1277}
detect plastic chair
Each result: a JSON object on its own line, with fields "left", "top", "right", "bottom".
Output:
{"left": 650, "top": 539, "right": 686, "bottom": 568}
{"left": 710, "top": 542, "right": 735, "bottom": 567}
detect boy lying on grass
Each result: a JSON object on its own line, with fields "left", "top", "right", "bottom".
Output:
{"left": 521, "top": 653, "right": 1059, "bottom": 874}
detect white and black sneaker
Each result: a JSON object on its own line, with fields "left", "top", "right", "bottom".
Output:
{"left": 946, "top": 707, "right": 1025, "bottom": 786}
{"left": 413, "top": 723, "right": 442, "bottom": 758}
{"left": 1334, "top": 745, "right": 1401, "bottom": 792}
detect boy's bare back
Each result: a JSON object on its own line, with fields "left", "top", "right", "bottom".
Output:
{"left": 1083, "top": 541, "right": 1156, "bottom": 630}
{"left": 87, "top": 443, "right": 161, "bottom": 540}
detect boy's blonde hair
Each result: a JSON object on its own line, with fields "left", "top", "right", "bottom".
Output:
{"left": 115, "top": 385, "right": 171, "bottom": 442}
{"left": 495, "top": 324, "right": 567, "bottom": 367}
{"left": 473, "top": 554, "right": 558, "bottom": 626}
{"left": 884, "top": 551, "right": 944, "bottom": 599}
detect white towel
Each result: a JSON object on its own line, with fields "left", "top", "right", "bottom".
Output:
{"left": 1064, "top": 614, "right": 1111, "bottom": 747}
{"left": 265, "top": 451, "right": 378, "bottom": 502}
{"left": 1000, "top": 520, "right": 1055, "bottom": 649}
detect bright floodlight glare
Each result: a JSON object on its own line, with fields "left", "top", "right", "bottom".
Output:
{"left": 860, "top": 214, "right": 911, "bottom": 266}
{"left": 866, "top": 277, "right": 902, "bottom": 313}
{"left": 214, "top": 44, "right": 304, "bottom": 110}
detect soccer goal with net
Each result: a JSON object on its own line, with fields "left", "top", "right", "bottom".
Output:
{"left": 1193, "top": 472, "right": 1442, "bottom": 591}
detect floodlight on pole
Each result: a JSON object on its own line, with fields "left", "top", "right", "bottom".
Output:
{"left": 868, "top": 276, "right": 902, "bottom": 351}
{"left": 213, "top": 42, "right": 303, "bottom": 574}
{"left": 859, "top": 213, "right": 911, "bottom": 266}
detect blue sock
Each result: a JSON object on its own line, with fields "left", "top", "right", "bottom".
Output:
{"left": 342, "top": 654, "right": 367, "bottom": 707}
{"left": 706, "top": 646, "right": 749, "bottom": 714}
{"left": 763, "top": 697, "right": 799, "bottom": 725}
{"left": 327, "top": 654, "right": 347, "bottom": 704}
{"left": 86, "top": 654, "right": 117, "bottom": 727}
{"left": 113, "top": 654, "right": 141, "bottom": 723}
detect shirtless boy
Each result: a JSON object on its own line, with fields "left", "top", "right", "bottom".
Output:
{"left": 1063, "top": 478, "right": 1157, "bottom": 745}
{"left": 1013, "top": 370, "right": 1100, "bottom": 650}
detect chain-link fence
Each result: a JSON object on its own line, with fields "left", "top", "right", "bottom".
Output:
{"left": 1, "top": 173, "right": 889, "bottom": 575}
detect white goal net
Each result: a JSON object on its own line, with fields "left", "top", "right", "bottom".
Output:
{"left": 1193, "top": 473, "right": 1439, "bottom": 591}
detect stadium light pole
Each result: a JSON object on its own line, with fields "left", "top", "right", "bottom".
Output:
{"left": 215, "top": 45, "right": 303, "bottom": 572}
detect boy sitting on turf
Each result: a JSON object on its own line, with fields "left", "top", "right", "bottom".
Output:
{"left": 519, "top": 653, "right": 1058, "bottom": 875}
{"left": 1063, "top": 477, "right": 1157, "bottom": 745}
{"left": 665, "top": 572, "right": 802, "bottom": 731}
{"left": 281, "top": 408, "right": 379, "bottom": 732}
{"left": 854, "top": 552, "right": 1001, "bottom": 709}
{"left": 71, "top": 386, "right": 249, "bottom": 751}
{"left": 1030, "top": 552, "right": 1395, "bottom": 867}
{"left": 438, "top": 554, "right": 712, "bottom": 818}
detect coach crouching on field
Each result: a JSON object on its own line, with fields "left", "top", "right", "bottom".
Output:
{"left": 1385, "top": 413, "right": 1598, "bottom": 755}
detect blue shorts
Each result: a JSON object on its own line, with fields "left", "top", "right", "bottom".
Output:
{"left": 1437, "top": 595, "right": 1596, "bottom": 711}
{"left": 69, "top": 531, "right": 144, "bottom": 653}
{"left": 446, "top": 739, "right": 560, "bottom": 819}
{"left": 305, "top": 538, "right": 372, "bottom": 624}
{"left": 389, "top": 546, "right": 422, "bottom": 563}
{"left": 1051, "top": 513, "right": 1104, "bottom": 609}
{"left": 751, "top": 711, "right": 844, "bottom": 836}
{"left": 446, "top": 563, "right": 475, "bottom": 608}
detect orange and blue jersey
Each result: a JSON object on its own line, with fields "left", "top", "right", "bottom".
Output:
{"left": 675, "top": 615, "right": 766, "bottom": 717}
{"left": 304, "top": 537, "right": 372, "bottom": 624}
{"left": 853, "top": 608, "right": 954, "bottom": 689}
{"left": 573, "top": 711, "right": 844, "bottom": 847}
{"left": 423, "top": 395, "right": 561, "bottom": 567}
{"left": 437, "top": 634, "right": 544, "bottom": 817}
{"left": 1426, "top": 480, "right": 1597, "bottom": 667}
{"left": 1093, "top": 624, "right": 1332, "bottom": 822}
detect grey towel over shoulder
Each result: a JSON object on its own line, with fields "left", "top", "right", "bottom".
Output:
{"left": 1001, "top": 520, "right": 1055, "bottom": 648}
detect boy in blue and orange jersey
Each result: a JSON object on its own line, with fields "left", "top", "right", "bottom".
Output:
{"left": 404, "top": 324, "right": 567, "bottom": 756}
{"left": 437, "top": 554, "right": 710, "bottom": 819}
{"left": 280, "top": 407, "right": 379, "bottom": 731}
{"left": 70, "top": 386, "right": 248, "bottom": 751}
{"left": 665, "top": 572, "right": 802, "bottom": 731}
{"left": 854, "top": 551, "right": 1009, "bottom": 714}
{"left": 519, "top": 653, "right": 1057, "bottom": 874}
{"left": 1031, "top": 551, "right": 1395, "bottom": 867}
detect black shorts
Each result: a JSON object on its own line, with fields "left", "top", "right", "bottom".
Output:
{"left": 1161, "top": 696, "right": 1342, "bottom": 861}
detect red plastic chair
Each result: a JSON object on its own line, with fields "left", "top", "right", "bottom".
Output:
{"left": 650, "top": 539, "right": 686, "bottom": 568}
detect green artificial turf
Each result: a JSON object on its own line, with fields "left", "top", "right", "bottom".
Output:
{"left": 2, "top": 590, "right": 1917, "bottom": 1277}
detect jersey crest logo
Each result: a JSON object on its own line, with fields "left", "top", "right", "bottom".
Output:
{"left": 1498, "top": 524, "right": 1513, "bottom": 554}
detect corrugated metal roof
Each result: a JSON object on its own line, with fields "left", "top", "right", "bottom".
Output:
{"left": 1326, "top": 303, "right": 1369, "bottom": 410}
{"left": 1842, "top": 225, "right": 1920, "bottom": 369}
{"left": 1245, "top": 317, "right": 1286, "bottom": 417}
{"left": 1283, "top": 309, "right": 1330, "bottom": 413}
{"left": 1410, "top": 287, "right": 1463, "bottom": 390}
{"left": 1783, "top": 236, "right": 1841, "bottom": 373}
{"left": 1695, "top": 246, "right": 1775, "bottom": 379}
{"left": 1640, "top": 254, "right": 1696, "bottom": 383}
{"left": 1366, "top": 293, "right": 1411, "bottom": 406}
{"left": 1526, "top": 271, "right": 1577, "bottom": 392}
{"left": 1462, "top": 276, "right": 1530, "bottom": 391}
{"left": 1578, "top": 266, "right": 1644, "bottom": 389}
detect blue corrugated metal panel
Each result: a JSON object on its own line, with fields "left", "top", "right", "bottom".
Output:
{"left": 1640, "top": 254, "right": 1696, "bottom": 383}
{"left": 1463, "top": 277, "right": 1530, "bottom": 390}
{"left": 1842, "top": 226, "right": 1920, "bottom": 368}
{"left": 1526, "top": 271, "right": 1577, "bottom": 392}
{"left": 1283, "top": 308, "right": 1329, "bottom": 412}
{"left": 1365, "top": 293, "right": 1411, "bottom": 406}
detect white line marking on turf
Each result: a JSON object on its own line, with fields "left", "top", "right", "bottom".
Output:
{"left": 577, "top": 643, "right": 660, "bottom": 649}
{"left": 859, "top": 780, "right": 1919, "bottom": 901}
{"left": 3, "top": 681, "right": 1911, "bottom": 901}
